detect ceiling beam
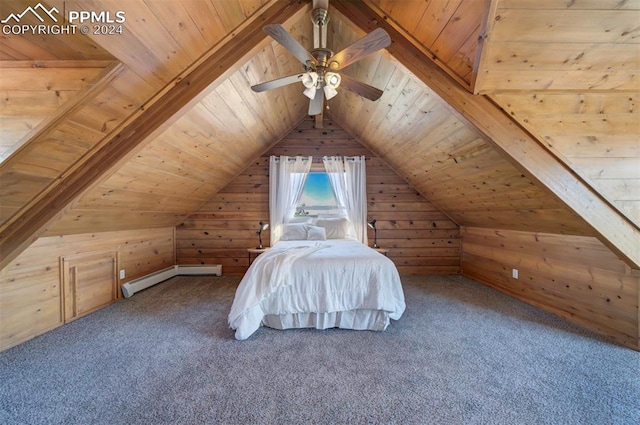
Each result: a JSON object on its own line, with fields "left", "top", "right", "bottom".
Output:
{"left": 332, "top": 0, "right": 639, "bottom": 268}
{"left": 471, "top": 0, "right": 499, "bottom": 94}
{"left": 0, "top": 0, "right": 308, "bottom": 270}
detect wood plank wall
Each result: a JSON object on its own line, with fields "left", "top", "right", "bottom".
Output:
{"left": 460, "top": 227, "right": 639, "bottom": 351}
{"left": 371, "top": 0, "right": 484, "bottom": 87}
{"left": 475, "top": 0, "right": 639, "bottom": 223}
{"left": 492, "top": 92, "right": 640, "bottom": 224}
{"left": 0, "top": 62, "right": 112, "bottom": 161}
{"left": 0, "top": 227, "right": 175, "bottom": 352}
{"left": 176, "top": 116, "right": 460, "bottom": 275}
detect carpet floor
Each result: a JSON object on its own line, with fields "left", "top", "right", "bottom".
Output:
{"left": 0, "top": 274, "right": 638, "bottom": 424}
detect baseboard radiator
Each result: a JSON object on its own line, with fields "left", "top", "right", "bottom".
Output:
{"left": 121, "top": 265, "right": 222, "bottom": 298}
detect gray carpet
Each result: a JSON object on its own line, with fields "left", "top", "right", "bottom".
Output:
{"left": 0, "top": 275, "right": 638, "bottom": 425}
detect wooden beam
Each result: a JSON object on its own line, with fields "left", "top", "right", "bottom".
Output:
{"left": 0, "top": 61, "right": 123, "bottom": 164}
{"left": 471, "top": 0, "right": 499, "bottom": 94}
{"left": 332, "top": 0, "right": 640, "bottom": 268}
{"left": 0, "top": 0, "right": 308, "bottom": 270}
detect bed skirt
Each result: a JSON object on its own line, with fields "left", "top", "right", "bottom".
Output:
{"left": 261, "top": 309, "right": 391, "bottom": 332}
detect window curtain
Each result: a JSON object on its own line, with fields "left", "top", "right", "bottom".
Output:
{"left": 269, "top": 155, "right": 312, "bottom": 245}
{"left": 322, "top": 156, "right": 368, "bottom": 244}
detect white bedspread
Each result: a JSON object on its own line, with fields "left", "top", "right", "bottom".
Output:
{"left": 228, "top": 239, "right": 405, "bottom": 340}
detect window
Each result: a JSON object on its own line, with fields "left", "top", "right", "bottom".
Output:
{"left": 294, "top": 171, "right": 343, "bottom": 217}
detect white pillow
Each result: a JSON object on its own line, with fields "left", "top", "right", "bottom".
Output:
{"left": 315, "top": 217, "right": 353, "bottom": 239}
{"left": 281, "top": 223, "right": 309, "bottom": 241}
{"left": 306, "top": 225, "right": 326, "bottom": 240}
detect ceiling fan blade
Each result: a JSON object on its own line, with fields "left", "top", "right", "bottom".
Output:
{"left": 339, "top": 74, "right": 384, "bottom": 101}
{"left": 308, "top": 86, "right": 324, "bottom": 116}
{"left": 263, "top": 24, "right": 317, "bottom": 67}
{"left": 329, "top": 28, "right": 391, "bottom": 71}
{"left": 251, "top": 73, "right": 303, "bottom": 93}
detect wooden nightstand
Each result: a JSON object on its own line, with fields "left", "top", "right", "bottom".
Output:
{"left": 373, "top": 247, "right": 389, "bottom": 256}
{"left": 247, "top": 247, "right": 270, "bottom": 265}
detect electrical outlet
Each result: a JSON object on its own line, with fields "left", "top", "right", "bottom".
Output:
{"left": 512, "top": 268, "right": 518, "bottom": 279}
{"left": 119, "top": 269, "right": 125, "bottom": 279}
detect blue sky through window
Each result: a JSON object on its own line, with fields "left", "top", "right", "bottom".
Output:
{"left": 295, "top": 172, "right": 341, "bottom": 217}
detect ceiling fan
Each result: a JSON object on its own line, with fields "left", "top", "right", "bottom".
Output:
{"left": 251, "top": 0, "right": 391, "bottom": 116}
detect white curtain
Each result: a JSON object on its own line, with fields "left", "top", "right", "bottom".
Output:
{"left": 323, "top": 156, "right": 368, "bottom": 244}
{"left": 269, "top": 155, "right": 312, "bottom": 244}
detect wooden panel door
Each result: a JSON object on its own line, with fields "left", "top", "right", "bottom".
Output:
{"left": 61, "top": 251, "right": 118, "bottom": 322}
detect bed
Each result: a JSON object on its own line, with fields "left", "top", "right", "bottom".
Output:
{"left": 228, "top": 221, "right": 406, "bottom": 340}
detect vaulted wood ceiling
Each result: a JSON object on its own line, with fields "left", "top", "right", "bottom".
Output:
{"left": 0, "top": 0, "right": 638, "bottom": 269}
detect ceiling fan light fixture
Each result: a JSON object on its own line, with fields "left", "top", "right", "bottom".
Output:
{"left": 325, "top": 72, "right": 341, "bottom": 88}
{"left": 323, "top": 85, "right": 338, "bottom": 100}
{"left": 304, "top": 86, "right": 317, "bottom": 99}
{"left": 301, "top": 71, "right": 319, "bottom": 89}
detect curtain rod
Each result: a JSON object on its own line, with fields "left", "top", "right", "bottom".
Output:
{"left": 272, "top": 156, "right": 371, "bottom": 162}
{"left": 312, "top": 156, "right": 371, "bottom": 162}
{"left": 271, "top": 156, "right": 313, "bottom": 162}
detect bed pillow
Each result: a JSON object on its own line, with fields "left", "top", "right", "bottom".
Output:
{"left": 314, "top": 217, "right": 353, "bottom": 239}
{"left": 306, "top": 225, "right": 326, "bottom": 241}
{"left": 280, "top": 223, "right": 309, "bottom": 241}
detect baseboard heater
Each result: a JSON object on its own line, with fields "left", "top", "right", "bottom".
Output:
{"left": 121, "top": 264, "right": 222, "bottom": 298}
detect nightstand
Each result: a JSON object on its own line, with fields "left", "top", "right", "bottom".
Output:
{"left": 247, "top": 247, "right": 270, "bottom": 265}
{"left": 373, "top": 247, "right": 389, "bottom": 256}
